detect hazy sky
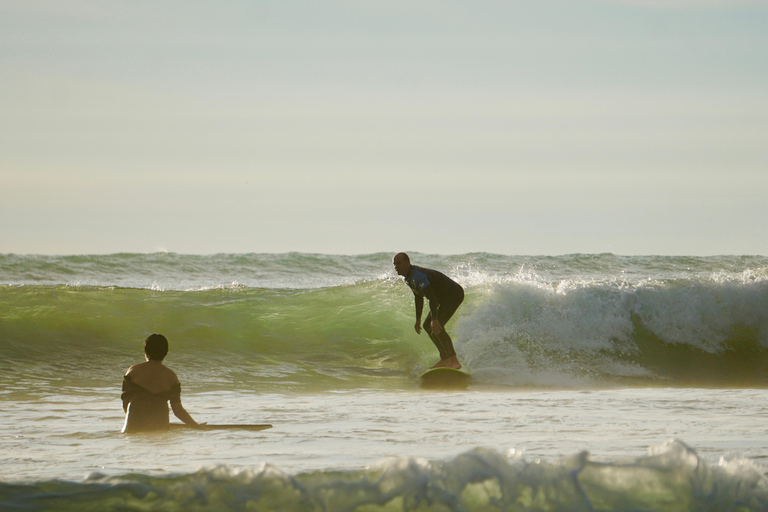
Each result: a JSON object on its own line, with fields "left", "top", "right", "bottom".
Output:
{"left": 1, "top": 0, "right": 766, "bottom": 255}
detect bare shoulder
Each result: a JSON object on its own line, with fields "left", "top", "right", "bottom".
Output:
{"left": 164, "top": 366, "right": 181, "bottom": 384}
{"left": 151, "top": 363, "right": 180, "bottom": 386}
{"left": 125, "top": 361, "right": 176, "bottom": 379}
{"left": 125, "top": 362, "right": 145, "bottom": 376}
{"left": 124, "top": 361, "right": 179, "bottom": 392}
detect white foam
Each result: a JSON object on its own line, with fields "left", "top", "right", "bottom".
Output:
{"left": 455, "top": 271, "right": 768, "bottom": 385}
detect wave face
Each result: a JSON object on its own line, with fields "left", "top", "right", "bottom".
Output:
{"left": 1, "top": 441, "right": 766, "bottom": 511}
{"left": 2, "top": 253, "right": 767, "bottom": 391}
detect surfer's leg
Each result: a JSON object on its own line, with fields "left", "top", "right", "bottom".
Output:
{"left": 432, "top": 290, "right": 464, "bottom": 368}
{"left": 423, "top": 313, "right": 453, "bottom": 360}
{"left": 436, "top": 288, "right": 464, "bottom": 327}
{"left": 429, "top": 329, "right": 461, "bottom": 369}
{"left": 424, "top": 318, "right": 462, "bottom": 369}
{"left": 437, "top": 331, "right": 455, "bottom": 356}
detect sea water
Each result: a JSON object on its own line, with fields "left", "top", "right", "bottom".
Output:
{"left": 1, "top": 253, "right": 767, "bottom": 511}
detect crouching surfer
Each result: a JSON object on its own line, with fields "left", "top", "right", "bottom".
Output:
{"left": 393, "top": 252, "right": 464, "bottom": 369}
{"left": 121, "top": 334, "right": 202, "bottom": 433}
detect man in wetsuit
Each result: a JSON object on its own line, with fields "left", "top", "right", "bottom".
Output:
{"left": 393, "top": 252, "right": 464, "bottom": 369}
{"left": 121, "top": 334, "right": 202, "bottom": 433}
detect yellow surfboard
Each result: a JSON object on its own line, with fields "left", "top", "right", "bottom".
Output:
{"left": 169, "top": 424, "right": 272, "bottom": 431}
{"left": 419, "top": 367, "right": 471, "bottom": 389}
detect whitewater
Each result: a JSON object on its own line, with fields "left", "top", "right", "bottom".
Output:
{"left": 1, "top": 252, "right": 767, "bottom": 511}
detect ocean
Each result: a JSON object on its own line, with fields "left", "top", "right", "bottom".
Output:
{"left": 1, "top": 252, "right": 767, "bottom": 511}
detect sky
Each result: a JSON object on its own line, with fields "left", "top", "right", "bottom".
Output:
{"left": 1, "top": 0, "right": 766, "bottom": 256}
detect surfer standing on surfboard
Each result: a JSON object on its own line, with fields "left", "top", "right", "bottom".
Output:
{"left": 393, "top": 253, "right": 464, "bottom": 369}
{"left": 121, "top": 334, "right": 203, "bottom": 433}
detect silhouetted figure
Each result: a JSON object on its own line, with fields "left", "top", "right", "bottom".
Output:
{"left": 393, "top": 253, "right": 464, "bottom": 369}
{"left": 121, "top": 334, "right": 201, "bottom": 433}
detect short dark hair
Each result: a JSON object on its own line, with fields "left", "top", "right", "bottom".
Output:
{"left": 395, "top": 252, "right": 410, "bottom": 263}
{"left": 144, "top": 334, "right": 169, "bottom": 361}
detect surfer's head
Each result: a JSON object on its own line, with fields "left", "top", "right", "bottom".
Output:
{"left": 144, "top": 333, "right": 169, "bottom": 361}
{"left": 393, "top": 252, "right": 411, "bottom": 277}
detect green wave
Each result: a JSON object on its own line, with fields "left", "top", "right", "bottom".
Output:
{"left": 0, "top": 281, "right": 426, "bottom": 393}
{"left": 2, "top": 265, "right": 768, "bottom": 392}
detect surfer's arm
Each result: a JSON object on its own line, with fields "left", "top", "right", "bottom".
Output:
{"left": 421, "top": 286, "right": 440, "bottom": 319}
{"left": 414, "top": 294, "right": 424, "bottom": 319}
{"left": 168, "top": 383, "right": 202, "bottom": 429}
{"left": 121, "top": 374, "right": 135, "bottom": 412}
{"left": 414, "top": 294, "right": 423, "bottom": 333}
{"left": 171, "top": 401, "right": 201, "bottom": 429}
{"left": 420, "top": 286, "right": 443, "bottom": 334}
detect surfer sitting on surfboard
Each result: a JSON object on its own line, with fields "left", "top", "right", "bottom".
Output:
{"left": 121, "top": 334, "right": 203, "bottom": 433}
{"left": 393, "top": 253, "right": 464, "bottom": 370}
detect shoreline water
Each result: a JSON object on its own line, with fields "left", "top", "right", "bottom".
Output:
{"left": 2, "top": 386, "right": 767, "bottom": 478}
{"left": 2, "top": 387, "right": 767, "bottom": 510}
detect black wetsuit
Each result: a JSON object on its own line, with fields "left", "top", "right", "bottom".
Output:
{"left": 405, "top": 265, "right": 464, "bottom": 360}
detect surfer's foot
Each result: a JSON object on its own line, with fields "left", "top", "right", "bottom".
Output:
{"left": 445, "top": 355, "right": 462, "bottom": 370}
{"left": 430, "top": 356, "right": 462, "bottom": 369}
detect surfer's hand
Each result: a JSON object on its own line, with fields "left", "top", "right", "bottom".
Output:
{"left": 414, "top": 321, "right": 421, "bottom": 334}
{"left": 431, "top": 318, "right": 442, "bottom": 335}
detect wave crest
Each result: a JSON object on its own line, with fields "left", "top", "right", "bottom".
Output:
{"left": 3, "top": 441, "right": 765, "bottom": 511}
